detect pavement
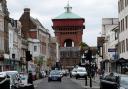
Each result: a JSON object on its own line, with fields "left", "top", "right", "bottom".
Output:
{"left": 33, "top": 79, "right": 43, "bottom": 88}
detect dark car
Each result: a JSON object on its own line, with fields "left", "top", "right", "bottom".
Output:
{"left": 100, "top": 72, "right": 121, "bottom": 89}
{"left": 48, "top": 70, "right": 62, "bottom": 82}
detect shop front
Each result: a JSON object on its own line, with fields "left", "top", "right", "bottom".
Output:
{"left": 100, "top": 59, "right": 110, "bottom": 73}
{"left": 116, "top": 58, "right": 128, "bottom": 74}
{"left": 0, "top": 59, "right": 11, "bottom": 71}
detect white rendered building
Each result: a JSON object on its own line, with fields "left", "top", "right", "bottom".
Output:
{"left": 118, "top": 0, "right": 128, "bottom": 59}
{"left": 101, "top": 18, "right": 118, "bottom": 73}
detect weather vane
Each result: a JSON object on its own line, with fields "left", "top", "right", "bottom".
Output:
{"left": 68, "top": 0, "right": 70, "bottom": 5}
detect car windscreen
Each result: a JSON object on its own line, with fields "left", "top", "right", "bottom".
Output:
{"left": 77, "top": 69, "right": 86, "bottom": 72}
{"left": 72, "top": 69, "right": 76, "bottom": 72}
{"left": 50, "top": 71, "right": 60, "bottom": 75}
{"left": 7, "top": 72, "right": 18, "bottom": 78}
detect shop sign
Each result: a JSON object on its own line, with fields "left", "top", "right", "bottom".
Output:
{"left": 108, "top": 48, "right": 116, "bottom": 52}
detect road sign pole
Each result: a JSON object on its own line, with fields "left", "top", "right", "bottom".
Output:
{"left": 89, "top": 61, "right": 92, "bottom": 88}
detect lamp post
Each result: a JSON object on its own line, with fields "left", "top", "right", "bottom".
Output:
{"left": 82, "top": 53, "right": 88, "bottom": 86}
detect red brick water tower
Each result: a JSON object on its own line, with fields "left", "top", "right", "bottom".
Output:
{"left": 52, "top": 3, "right": 85, "bottom": 69}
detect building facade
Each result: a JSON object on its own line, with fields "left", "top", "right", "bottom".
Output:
{"left": 0, "top": 0, "right": 10, "bottom": 71}
{"left": 9, "top": 19, "right": 22, "bottom": 71}
{"left": 19, "top": 8, "right": 50, "bottom": 71}
{"left": 118, "top": 0, "right": 128, "bottom": 74}
{"left": 100, "top": 18, "right": 118, "bottom": 73}
{"left": 52, "top": 3, "right": 85, "bottom": 69}
{"left": 48, "top": 37, "right": 58, "bottom": 69}
{"left": 118, "top": 0, "right": 128, "bottom": 59}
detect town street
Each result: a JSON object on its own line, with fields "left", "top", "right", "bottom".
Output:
{"left": 34, "top": 77, "right": 85, "bottom": 89}
{"left": 34, "top": 76, "right": 100, "bottom": 89}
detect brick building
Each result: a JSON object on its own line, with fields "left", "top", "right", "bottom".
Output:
{"left": 19, "top": 8, "right": 50, "bottom": 71}
{"left": 52, "top": 3, "right": 85, "bottom": 69}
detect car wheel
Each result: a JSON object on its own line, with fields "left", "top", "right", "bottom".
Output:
{"left": 60, "top": 80, "right": 61, "bottom": 82}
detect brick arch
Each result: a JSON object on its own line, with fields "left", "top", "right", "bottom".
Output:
{"left": 62, "top": 36, "right": 79, "bottom": 46}
{"left": 63, "top": 39, "right": 75, "bottom": 47}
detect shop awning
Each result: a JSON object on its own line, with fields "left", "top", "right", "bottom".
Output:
{"left": 116, "top": 58, "right": 128, "bottom": 63}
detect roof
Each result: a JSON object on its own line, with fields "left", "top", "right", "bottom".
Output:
{"left": 30, "top": 17, "right": 49, "bottom": 33}
{"left": 54, "top": 12, "right": 82, "bottom": 19}
{"left": 54, "top": 3, "right": 82, "bottom": 19}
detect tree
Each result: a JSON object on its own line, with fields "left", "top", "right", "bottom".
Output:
{"left": 86, "top": 48, "right": 92, "bottom": 62}
{"left": 79, "top": 42, "right": 88, "bottom": 54}
{"left": 34, "top": 56, "right": 44, "bottom": 67}
{"left": 47, "top": 57, "right": 53, "bottom": 67}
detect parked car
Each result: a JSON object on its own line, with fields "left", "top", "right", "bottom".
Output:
{"left": 0, "top": 71, "right": 22, "bottom": 89}
{"left": 70, "top": 68, "right": 78, "bottom": 78}
{"left": 75, "top": 67, "right": 87, "bottom": 79}
{"left": 61, "top": 69, "right": 69, "bottom": 76}
{"left": 40, "top": 71, "right": 46, "bottom": 78}
{"left": 61, "top": 69, "right": 66, "bottom": 76}
{"left": 48, "top": 70, "right": 62, "bottom": 82}
{"left": 100, "top": 73, "right": 121, "bottom": 89}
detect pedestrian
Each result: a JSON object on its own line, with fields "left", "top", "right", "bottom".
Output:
{"left": 28, "top": 71, "right": 33, "bottom": 84}
{"left": 101, "top": 69, "right": 105, "bottom": 75}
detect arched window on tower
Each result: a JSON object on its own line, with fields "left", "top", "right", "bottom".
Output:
{"left": 64, "top": 39, "right": 74, "bottom": 47}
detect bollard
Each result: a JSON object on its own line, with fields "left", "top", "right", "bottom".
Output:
{"left": 85, "top": 76, "right": 87, "bottom": 86}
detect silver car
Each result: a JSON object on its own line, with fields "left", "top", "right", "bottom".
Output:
{"left": 75, "top": 67, "right": 87, "bottom": 79}
{"left": 70, "top": 68, "right": 78, "bottom": 77}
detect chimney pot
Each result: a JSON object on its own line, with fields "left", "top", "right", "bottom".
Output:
{"left": 24, "top": 8, "right": 30, "bottom": 12}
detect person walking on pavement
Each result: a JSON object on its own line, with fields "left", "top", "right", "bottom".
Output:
{"left": 28, "top": 71, "right": 33, "bottom": 84}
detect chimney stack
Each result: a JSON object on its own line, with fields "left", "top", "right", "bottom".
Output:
{"left": 24, "top": 8, "right": 30, "bottom": 16}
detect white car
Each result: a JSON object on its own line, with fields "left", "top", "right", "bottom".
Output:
{"left": 75, "top": 67, "right": 87, "bottom": 79}
{"left": 70, "top": 68, "right": 78, "bottom": 77}
{"left": 40, "top": 71, "right": 46, "bottom": 78}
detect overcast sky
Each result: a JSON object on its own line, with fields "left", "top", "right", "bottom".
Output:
{"left": 7, "top": 0, "right": 118, "bottom": 46}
